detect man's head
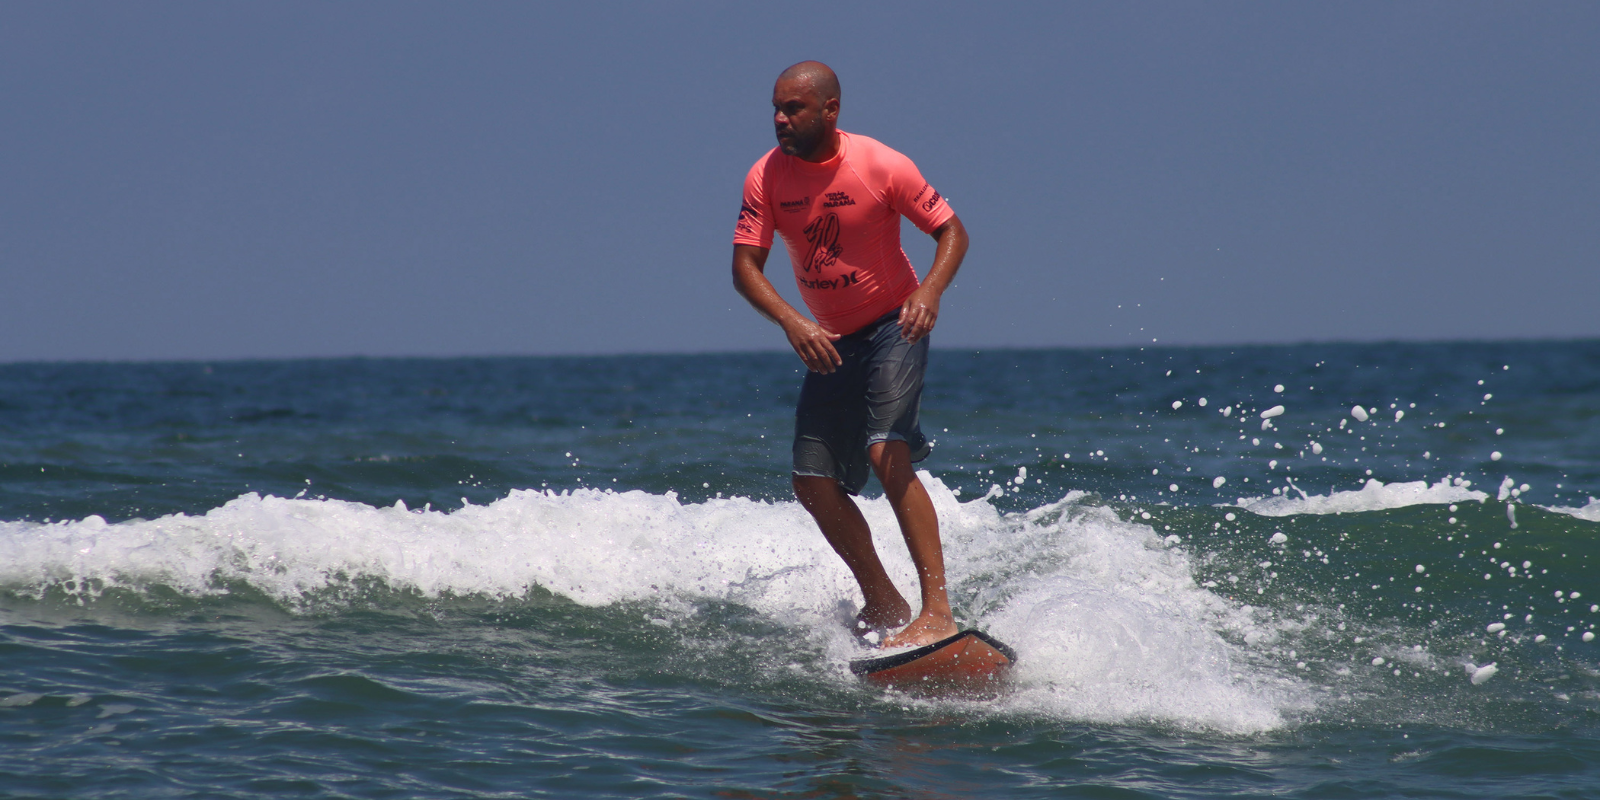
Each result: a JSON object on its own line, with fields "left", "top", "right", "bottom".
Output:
{"left": 772, "top": 61, "right": 841, "bottom": 160}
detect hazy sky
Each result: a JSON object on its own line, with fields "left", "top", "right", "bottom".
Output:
{"left": 3, "top": 2, "right": 1595, "bottom": 362}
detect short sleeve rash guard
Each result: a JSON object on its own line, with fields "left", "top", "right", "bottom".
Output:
{"left": 734, "top": 131, "right": 955, "bottom": 335}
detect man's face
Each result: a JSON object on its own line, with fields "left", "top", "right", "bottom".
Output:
{"left": 772, "top": 78, "right": 837, "bottom": 159}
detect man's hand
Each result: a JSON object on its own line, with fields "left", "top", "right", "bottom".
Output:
{"left": 898, "top": 286, "right": 941, "bottom": 343}
{"left": 733, "top": 243, "right": 844, "bottom": 373}
{"left": 784, "top": 317, "right": 843, "bottom": 373}
{"left": 898, "top": 215, "right": 967, "bottom": 343}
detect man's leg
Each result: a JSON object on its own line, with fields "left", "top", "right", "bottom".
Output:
{"left": 868, "top": 440, "right": 960, "bottom": 648}
{"left": 792, "top": 474, "right": 911, "bottom": 633}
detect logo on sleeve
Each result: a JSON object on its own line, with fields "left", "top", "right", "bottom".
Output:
{"left": 920, "top": 189, "right": 943, "bottom": 213}
{"left": 736, "top": 202, "right": 761, "bottom": 235}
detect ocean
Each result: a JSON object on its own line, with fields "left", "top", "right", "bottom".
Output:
{"left": 2, "top": 341, "right": 1597, "bottom": 798}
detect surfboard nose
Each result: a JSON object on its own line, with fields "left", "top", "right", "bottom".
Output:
{"left": 848, "top": 630, "right": 1018, "bottom": 699}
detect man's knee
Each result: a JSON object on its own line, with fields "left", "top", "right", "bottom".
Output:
{"left": 793, "top": 473, "right": 841, "bottom": 503}
{"left": 867, "top": 440, "right": 911, "bottom": 481}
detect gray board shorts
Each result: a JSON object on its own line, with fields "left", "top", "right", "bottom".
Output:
{"left": 793, "top": 311, "right": 931, "bottom": 495}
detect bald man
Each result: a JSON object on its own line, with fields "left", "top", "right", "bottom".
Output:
{"left": 732, "top": 61, "right": 970, "bottom": 649}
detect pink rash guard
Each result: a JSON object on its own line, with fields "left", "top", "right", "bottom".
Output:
{"left": 734, "top": 131, "right": 955, "bottom": 336}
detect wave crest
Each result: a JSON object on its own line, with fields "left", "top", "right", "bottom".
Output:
{"left": 0, "top": 476, "right": 1304, "bottom": 732}
{"left": 1236, "top": 478, "right": 1487, "bottom": 517}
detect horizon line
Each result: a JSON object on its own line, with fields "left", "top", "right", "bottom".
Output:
{"left": 3, "top": 333, "right": 1595, "bottom": 368}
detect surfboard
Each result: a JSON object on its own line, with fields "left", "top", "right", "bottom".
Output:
{"left": 848, "top": 629, "right": 1018, "bottom": 699}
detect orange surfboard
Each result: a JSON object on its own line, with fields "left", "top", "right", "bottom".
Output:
{"left": 849, "top": 630, "right": 1018, "bottom": 699}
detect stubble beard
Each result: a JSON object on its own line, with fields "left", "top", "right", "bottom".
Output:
{"left": 777, "top": 123, "right": 824, "bottom": 159}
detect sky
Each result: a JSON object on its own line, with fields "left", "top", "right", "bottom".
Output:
{"left": 2, "top": 2, "right": 1596, "bottom": 362}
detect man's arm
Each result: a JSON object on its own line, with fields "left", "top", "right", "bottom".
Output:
{"left": 898, "top": 215, "right": 968, "bottom": 343}
{"left": 732, "top": 244, "right": 844, "bottom": 374}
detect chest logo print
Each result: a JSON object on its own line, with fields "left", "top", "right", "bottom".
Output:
{"left": 801, "top": 213, "right": 843, "bottom": 273}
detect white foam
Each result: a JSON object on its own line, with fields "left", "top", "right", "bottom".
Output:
{"left": 0, "top": 476, "right": 1304, "bottom": 734}
{"left": 0, "top": 489, "right": 855, "bottom": 612}
{"left": 1469, "top": 663, "right": 1498, "bottom": 685}
{"left": 976, "top": 496, "right": 1299, "bottom": 732}
{"left": 1543, "top": 498, "right": 1600, "bottom": 523}
{"left": 1235, "top": 478, "right": 1487, "bottom": 517}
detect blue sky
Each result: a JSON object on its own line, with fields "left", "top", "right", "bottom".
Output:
{"left": 2, "top": 2, "right": 1595, "bottom": 361}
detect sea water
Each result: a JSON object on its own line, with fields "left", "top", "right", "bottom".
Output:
{"left": 1, "top": 341, "right": 1597, "bottom": 798}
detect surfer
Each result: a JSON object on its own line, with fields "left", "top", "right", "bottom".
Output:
{"left": 731, "top": 61, "right": 970, "bottom": 649}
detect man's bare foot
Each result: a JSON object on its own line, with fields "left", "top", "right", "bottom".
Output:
{"left": 853, "top": 599, "right": 912, "bottom": 640}
{"left": 879, "top": 610, "right": 960, "bottom": 649}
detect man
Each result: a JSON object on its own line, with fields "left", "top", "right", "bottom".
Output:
{"left": 731, "top": 61, "right": 970, "bottom": 649}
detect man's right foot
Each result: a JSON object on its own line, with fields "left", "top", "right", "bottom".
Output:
{"left": 879, "top": 610, "right": 960, "bottom": 649}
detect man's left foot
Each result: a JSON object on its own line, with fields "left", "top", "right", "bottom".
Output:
{"left": 851, "top": 597, "right": 913, "bottom": 642}
{"left": 879, "top": 611, "right": 959, "bottom": 649}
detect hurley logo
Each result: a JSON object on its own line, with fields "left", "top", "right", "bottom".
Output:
{"left": 798, "top": 271, "right": 860, "bottom": 291}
